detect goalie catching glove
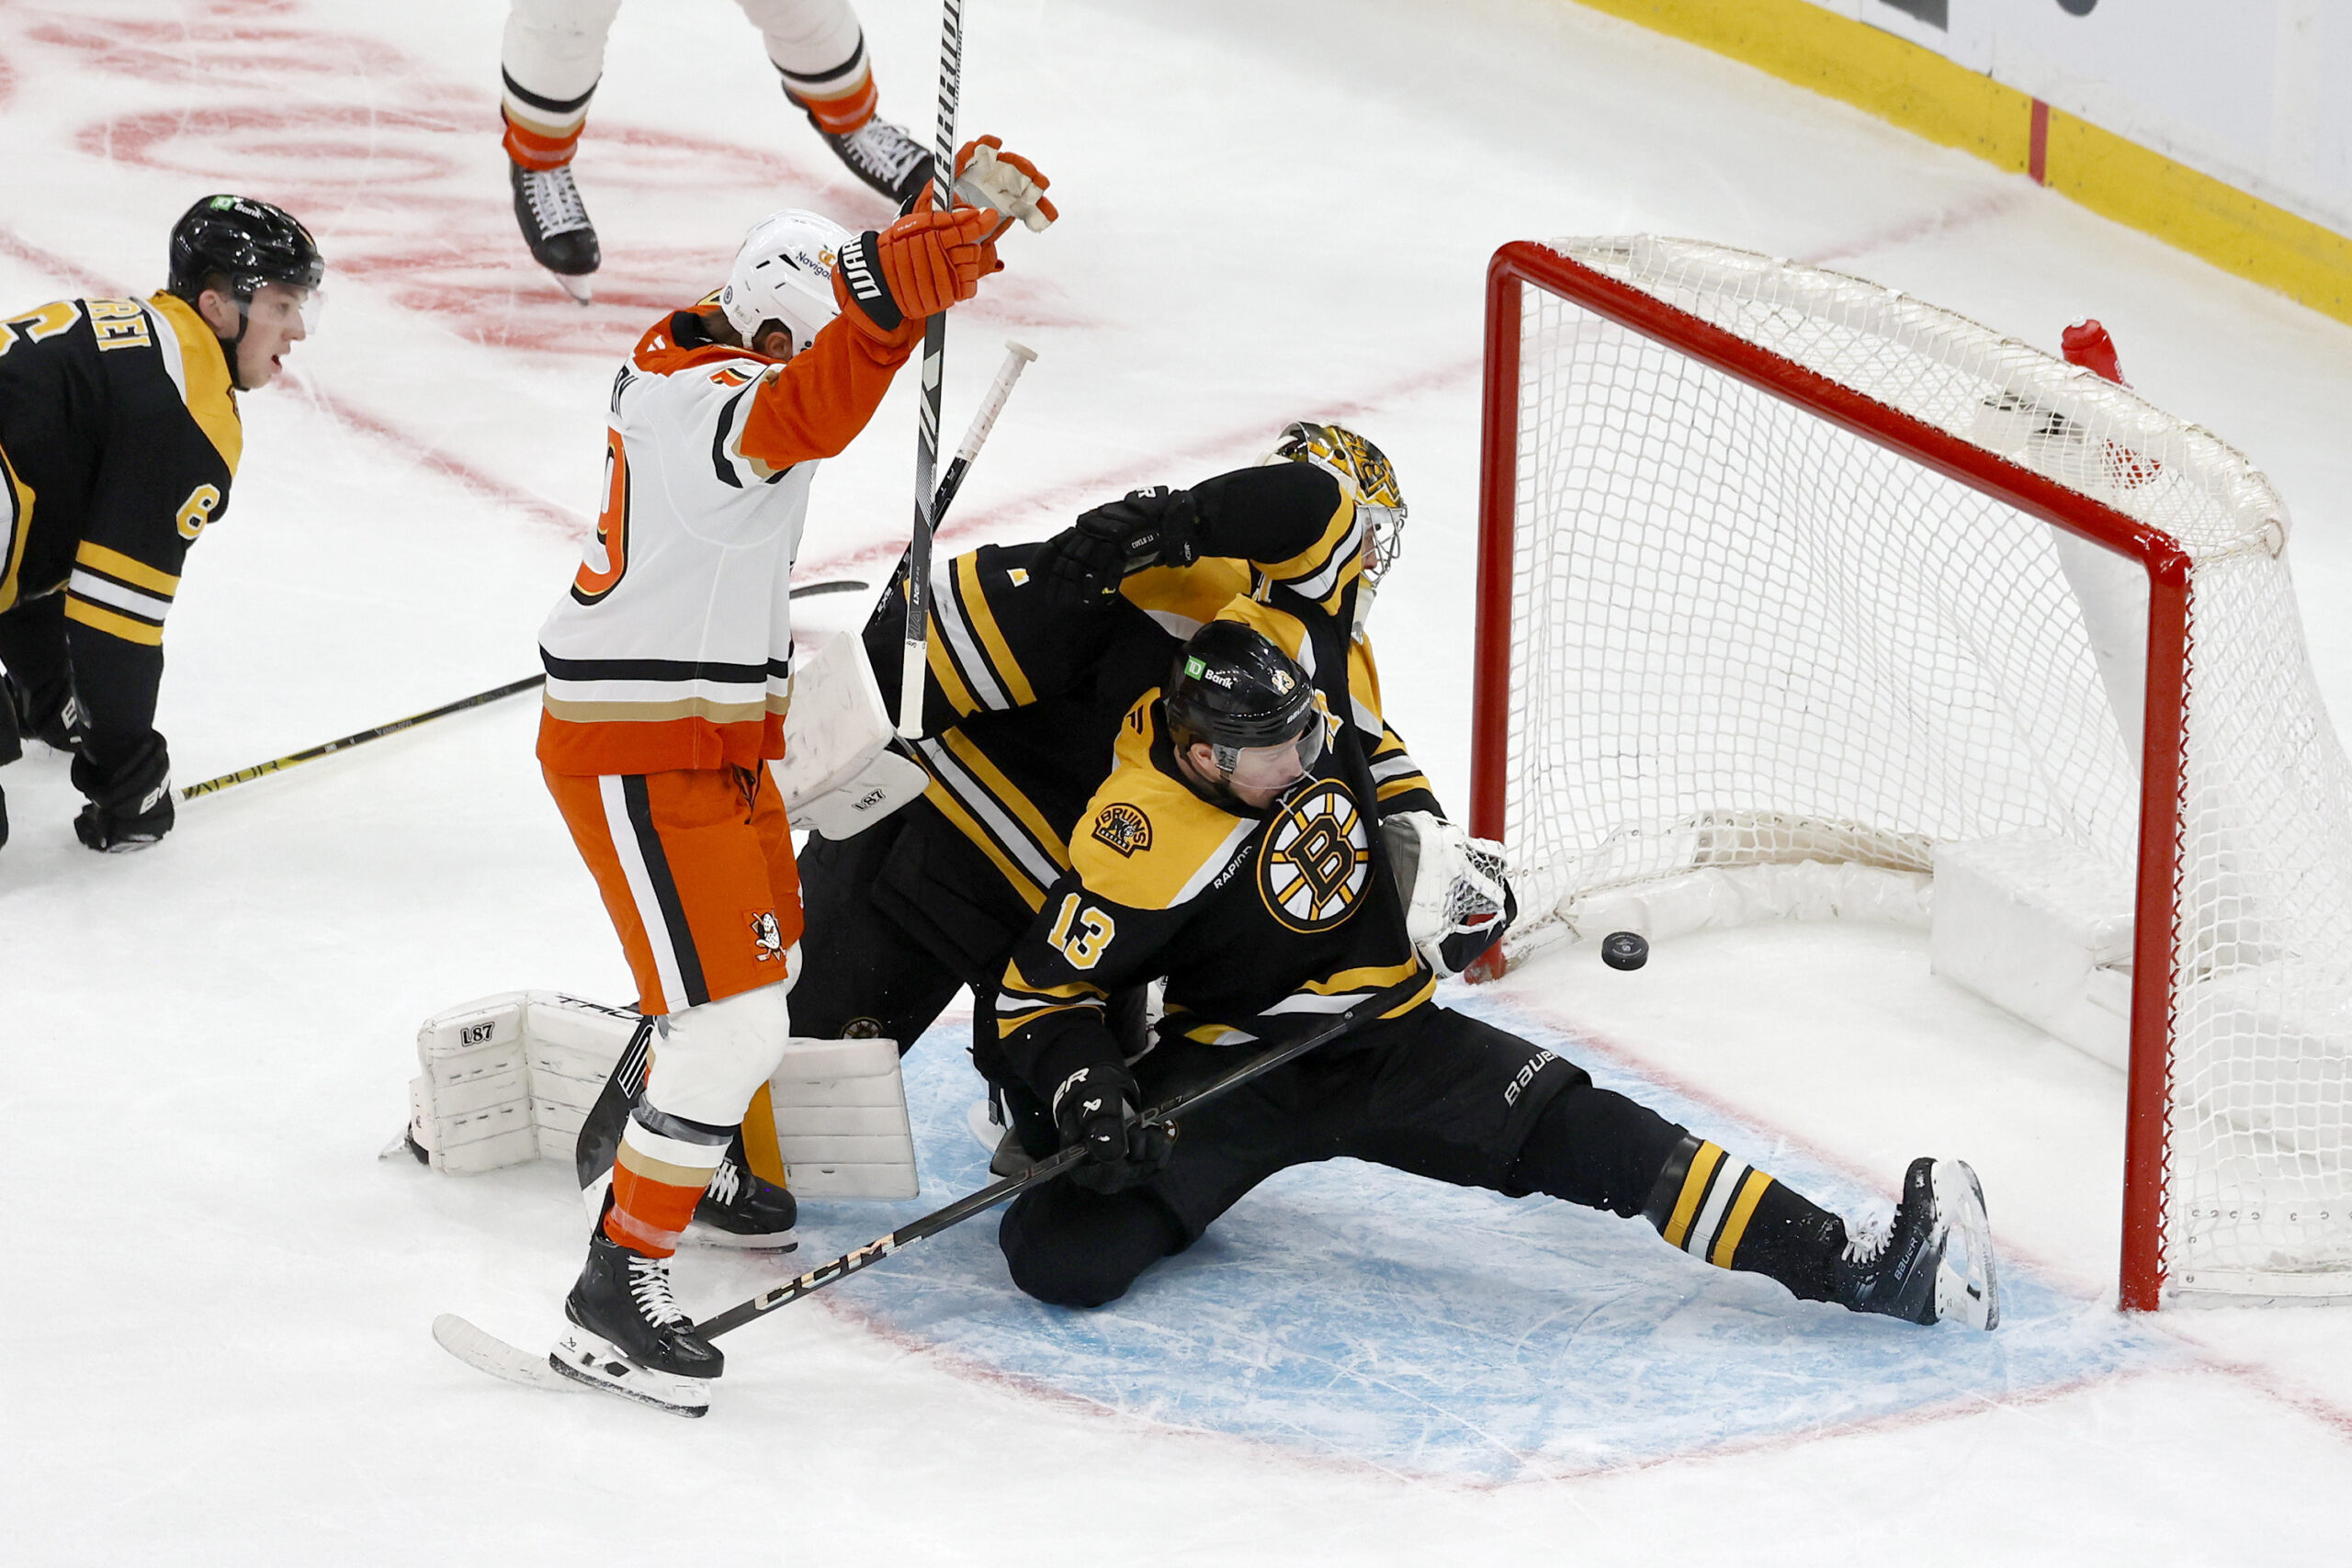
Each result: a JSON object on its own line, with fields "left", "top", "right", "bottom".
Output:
{"left": 1033, "top": 486, "right": 1203, "bottom": 604}
{"left": 1051, "top": 1062, "right": 1173, "bottom": 1193}
{"left": 1381, "top": 810, "right": 1514, "bottom": 977}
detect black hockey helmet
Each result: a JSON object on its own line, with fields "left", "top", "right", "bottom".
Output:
{"left": 1164, "top": 620, "right": 1324, "bottom": 794}
{"left": 167, "top": 195, "right": 323, "bottom": 306}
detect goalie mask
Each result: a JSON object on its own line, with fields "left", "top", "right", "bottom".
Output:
{"left": 1164, "top": 621, "right": 1326, "bottom": 802}
{"left": 720, "top": 209, "right": 852, "bottom": 357}
{"left": 1263, "top": 422, "right": 1408, "bottom": 593}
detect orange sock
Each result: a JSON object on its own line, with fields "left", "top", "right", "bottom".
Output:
{"left": 790, "top": 76, "right": 879, "bottom": 136}
{"left": 604, "top": 1116, "right": 727, "bottom": 1258}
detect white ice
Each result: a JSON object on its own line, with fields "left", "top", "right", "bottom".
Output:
{"left": 4, "top": 0, "right": 2351, "bottom": 1560}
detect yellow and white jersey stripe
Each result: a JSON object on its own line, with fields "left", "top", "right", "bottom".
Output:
{"left": 63, "top": 541, "right": 177, "bottom": 647}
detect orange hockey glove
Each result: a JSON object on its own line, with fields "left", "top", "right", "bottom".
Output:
{"left": 953, "top": 135, "right": 1057, "bottom": 233}
{"left": 832, "top": 204, "right": 999, "bottom": 339}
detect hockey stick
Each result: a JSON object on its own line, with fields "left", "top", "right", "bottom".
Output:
{"left": 931, "top": 341, "right": 1036, "bottom": 522}
{"left": 896, "top": 0, "right": 965, "bottom": 739}
{"left": 691, "top": 968, "right": 1428, "bottom": 1337}
{"left": 179, "top": 578, "right": 869, "bottom": 801}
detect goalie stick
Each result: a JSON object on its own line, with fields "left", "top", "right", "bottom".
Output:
{"left": 432, "top": 969, "right": 1428, "bottom": 1401}
{"left": 177, "top": 579, "right": 868, "bottom": 801}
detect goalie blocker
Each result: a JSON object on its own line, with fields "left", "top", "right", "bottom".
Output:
{"left": 403, "top": 991, "right": 919, "bottom": 1202}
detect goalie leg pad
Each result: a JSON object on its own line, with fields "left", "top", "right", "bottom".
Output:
{"left": 763, "top": 1035, "right": 921, "bottom": 1200}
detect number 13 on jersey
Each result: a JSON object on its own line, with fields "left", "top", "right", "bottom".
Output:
{"left": 1047, "top": 894, "right": 1116, "bottom": 969}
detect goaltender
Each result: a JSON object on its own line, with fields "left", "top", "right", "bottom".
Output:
{"left": 984, "top": 610, "right": 2005, "bottom": 1331}
{"left": 0, "top": 195, "right": 321, "bottom": 852}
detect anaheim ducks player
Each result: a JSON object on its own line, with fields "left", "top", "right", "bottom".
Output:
{"left": 0, "top": 195, "right": 321, "bottom": 853}
{"left": 570, "top": 428, "right": 1425, "bottom": 1212}
{"left": 501, "top": 0, "right": 944, "bottom": 300}
{"left": 983, "top": 617, "right": 2003, "bottom": 1333}
{"left": 530, "top": 146, "right": 1051, "bottom": 1415}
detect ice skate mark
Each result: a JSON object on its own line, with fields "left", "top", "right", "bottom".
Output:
{"left": 1803, "top": 185, "right": 2035, "bottom": 267}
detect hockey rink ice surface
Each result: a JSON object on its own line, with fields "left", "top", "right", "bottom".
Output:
{"left": 5, "top": 1, "right": 2352, "bottom": 1562}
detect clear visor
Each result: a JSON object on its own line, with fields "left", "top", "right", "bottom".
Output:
{"left": 243, "top": 283, "right": 322, "bottom": 337}
{"left": 1220, "top": 716, "right": 1326, "bottom": 794}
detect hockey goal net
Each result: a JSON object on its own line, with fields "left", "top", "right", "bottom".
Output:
{"left": 1469, "top": 237, "right": 2352, "bottom": 1309}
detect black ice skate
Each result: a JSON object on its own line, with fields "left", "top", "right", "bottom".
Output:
{"left": 1837, "top": 1156, "right": 2000, "bottom": 1330}
{"left": 550, "top": 1220, "right": 724, "bottom": 1416}
{"left": 508, "top": 160, "right": 600, "bottom": 304}
{"left": 811, "top": 113, "right": 933, "bottom": 208}
{"left": 688, "top": 1136, "right": 799, "bottom": 1250}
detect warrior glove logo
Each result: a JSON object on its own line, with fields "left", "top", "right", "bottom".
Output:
{"left": 1259, "top": 780, "right": 1370, "bottom": 932}
{"left": 1091, "top": 803, "right": 1153, "bottom": 857}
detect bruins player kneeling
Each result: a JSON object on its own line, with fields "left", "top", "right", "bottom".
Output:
{"left": 989, "top": 621, "right": 2000, "bottom": 1331}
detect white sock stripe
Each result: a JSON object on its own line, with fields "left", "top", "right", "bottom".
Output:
{"left": 599, "top": 775, "right": 688, "bottom": 1015}
{"left": 1684, "top": 1158, "right": 1752, "bottom": 1258}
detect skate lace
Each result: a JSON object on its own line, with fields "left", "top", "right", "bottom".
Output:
{"left": 624, "top": 1253, "right": 692, "bottom": 1327}
{"left": 522, "top": 166, "right": 593, "bottom": 237}
{"left": 843, "top": 119, "right": 924, "bottom": 181}
{"left": 704, "top": 1157, "right": 742, "bottom": 1205}
{"left": 1841, "top": 1211, "right": 1896, "bottom": 1268}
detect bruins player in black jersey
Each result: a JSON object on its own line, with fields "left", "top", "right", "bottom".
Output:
{"left": 0, "top": 194, "right": 322, "bottom": 852}
{"left": 984, "top": 616, "right": 2003, "bottom": 1331}
{"left": 788, "top": 427, "right": 1436, "bottom": 1150}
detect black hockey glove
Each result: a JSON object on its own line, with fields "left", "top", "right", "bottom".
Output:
{"left": 1034, "top": 487, "right": 1202, "bottom": 605}
{"left": 5, "top": 671, "right": 86, "bottom": 754}
{"left": 72, "top": 732, "right": 174, "bottom": 852}
{"left": 1051, "top": 1061, "right": 1174, "bottom": 1193}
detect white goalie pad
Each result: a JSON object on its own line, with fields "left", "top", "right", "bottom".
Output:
{"left": 406, "top": 993, "right": 641, "bottom": 1174}
{"left": 406, "top": 992, "right": 919, "bottom": 1198}
{"left": 768, "top": 1035, "right": 920, "bottom": 1201}
{"left": 1380, "top": 810, "right": 1510, "bottom": 977}
{"left": 1930, "top": 831, "right": 2135, "bottom": 1070}
{"left": 775, "top": 631, "right": 931, "bottom": 840}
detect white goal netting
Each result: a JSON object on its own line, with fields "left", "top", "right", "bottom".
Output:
{"left": 1488, "top": 236, "right": 2352, "bottom": 1303}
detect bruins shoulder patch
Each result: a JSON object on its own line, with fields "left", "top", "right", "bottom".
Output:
{"left": 1091, "top": 802, "right": 1153, "bottom": 857}
{"left": 1259, "top": 779, "right": 1369, "bottom": 932}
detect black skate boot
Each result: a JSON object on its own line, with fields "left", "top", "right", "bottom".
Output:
{"left": 550, "top": 1214, "right": 724, "bottom": 1416}
{"left": 805, "top": 109, "right": 933, "bottom": 207}
{"left": 508, "top": 160, "right": 599, "bottom": 303}
{"left": 1837, "top": 1157, "right": 2000, "bottom": 1330}
{"left": 689, "top": 1132, "right": 798, "bottom": 1250}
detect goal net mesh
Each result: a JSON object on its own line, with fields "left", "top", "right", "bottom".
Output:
{"left": 1492, "top": 237, "right": 2352, "bottom": 1300}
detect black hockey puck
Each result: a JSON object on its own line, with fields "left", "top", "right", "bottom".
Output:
{"left": 1600, "top": 931, "right": 1649, "bottom": 971}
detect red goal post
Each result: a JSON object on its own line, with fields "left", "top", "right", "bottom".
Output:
{"left": 1466, "top": 238, "right": 2350, "bottom": 1311}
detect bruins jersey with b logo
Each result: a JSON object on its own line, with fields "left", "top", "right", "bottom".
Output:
{"left": 990, "top": 665, "right": 1438, "bottom": 1103}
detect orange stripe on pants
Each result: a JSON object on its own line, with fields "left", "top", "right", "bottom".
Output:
{"left": 547, "top": 762, "right": 802, "bottom": 1018}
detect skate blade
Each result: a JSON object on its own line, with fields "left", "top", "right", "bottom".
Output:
{"left": 684, "top": 1222, "right": 799, "bottom": 1252}
{"left": 551, "top": 269, "right": 595, "bottom": 305}
{"left": 433, "top": 1314, "right": 582, "bottom": 1393}
{"left": 1931, "top": 1160, "right": 2001, "bottom": 1331}
{"left": 548, "top": 1326, "right": 712, "bottom": 1416}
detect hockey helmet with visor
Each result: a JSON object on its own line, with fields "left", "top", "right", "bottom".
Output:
{"left": 721, "top": 209, "right": 853, "bottom": 358}
{"left": 1164, "top": 621, "right": 1325, "bottom": 799}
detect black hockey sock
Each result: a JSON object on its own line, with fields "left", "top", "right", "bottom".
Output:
{"left": 1639, "top": 1134, "right": 1848, "bottom": 1302}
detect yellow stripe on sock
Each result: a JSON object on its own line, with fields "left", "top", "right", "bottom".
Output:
{"left": 1710, "top": 1170, "right": 1775, "bottom": 1269}
{"left": 1661, "top": 1141, "right": 1724, "bottom": 1251}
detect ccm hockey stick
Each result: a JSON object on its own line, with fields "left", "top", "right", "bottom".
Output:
{"left": 896, "top": 0, "right": 965, "bottom": 739}
{"left": 177, "top": 580, "right": 868, "bottom": 801}
{"left": 431, "top": 970, "right": 1428, "bottom": 1400}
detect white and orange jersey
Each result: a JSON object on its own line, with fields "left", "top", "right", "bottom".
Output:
{"left": 537, "top": 302, "right": 918, "bottom": 776}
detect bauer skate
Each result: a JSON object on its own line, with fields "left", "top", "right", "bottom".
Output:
{"left": 509, "top": 161, "right": 599, "bottom": 303}
{"left": 1838, "top": 1156, "right": 2000, "bottom": 1330}
{"left": 550, "top": 1220, "right": 723, "bottom": 1416}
